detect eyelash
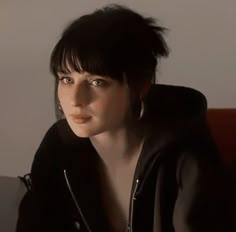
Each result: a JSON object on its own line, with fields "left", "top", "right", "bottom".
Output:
{"left": 58, "top": 77, "right": 73, "bottom": 84}
{"left": 90, "top": 79, "right": 105, "bottom": 87}
{"left": 58, "top": 77, "right": 105, "bottom": 87}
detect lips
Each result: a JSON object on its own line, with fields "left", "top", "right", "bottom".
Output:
{"left": 70, "top": 114, "right": 91, "bottom": 124}
{"left": 70, "top": 114, "right": 91, "bottom": 120}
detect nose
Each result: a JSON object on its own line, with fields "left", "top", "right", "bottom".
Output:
{"left": 70, "top": 84, "right": 90, "bottom": 107}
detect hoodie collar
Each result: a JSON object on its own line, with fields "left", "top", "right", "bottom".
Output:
{"left": 132, "top": 84, "right": 207, "bottom": 180}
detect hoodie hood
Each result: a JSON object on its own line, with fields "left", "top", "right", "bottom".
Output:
{"left": 133, "top": 84, "right": 208, "bottom": 181}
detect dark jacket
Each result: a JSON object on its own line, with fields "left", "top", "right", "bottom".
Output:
{"left": 17, "top": 84, "right": 235, "bottom": 232}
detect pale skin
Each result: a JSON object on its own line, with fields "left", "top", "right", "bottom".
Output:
{"left": 57, "top": 69, "right": 150, "bottom": 231}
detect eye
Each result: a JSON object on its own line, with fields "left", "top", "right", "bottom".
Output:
{"left": 90, "top": 79, "right": 105, "bottom": 87}
{"left": 58, "top": 76, "right": 74, "bottom": 85}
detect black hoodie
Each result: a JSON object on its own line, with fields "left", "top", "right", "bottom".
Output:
{"left": 17, "top": 84, "right": 235, "bottom": 232}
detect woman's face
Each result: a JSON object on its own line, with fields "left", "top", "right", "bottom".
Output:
{"left": 57, "top": 71, "right": 133, "bottom": 138}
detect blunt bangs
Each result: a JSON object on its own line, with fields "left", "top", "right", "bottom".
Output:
{"left": 50, "top": 34, "right": 123, "bottom": 81}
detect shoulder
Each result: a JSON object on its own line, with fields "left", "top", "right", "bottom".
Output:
{"left": 30, "top": 120, "right": 68, "bottom": 177}
{"left": 37, "top": 119, "right": 85, "bottom": 148}
{"left": 31, "top": 119, "right": 87, "bottom": 177}
{"left": 145, "top": 84, "right": 207, "bottom": 121}
{"left": 144, "top": 84, "right": 208, "bottom": 140}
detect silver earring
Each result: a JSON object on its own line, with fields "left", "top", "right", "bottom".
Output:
{"left": 138, "top": 100, "right": 145, "bottom": 120}
{"left": 58, "top": 102, "right": 63, "bottom": 112}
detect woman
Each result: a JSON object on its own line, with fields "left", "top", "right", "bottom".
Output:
{"left": 17, "top": 4, "right": 234, "bottom": 232}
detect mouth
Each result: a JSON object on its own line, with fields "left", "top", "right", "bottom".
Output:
{"left": 70, "top": 114, "right": 91, "bottom": 124}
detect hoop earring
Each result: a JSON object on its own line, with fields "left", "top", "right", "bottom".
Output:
{"left": 138, "top": 99, "right": 145, "bottom": 120}
{"left": 58, "top": 101, "right": 63, "bottom": 112}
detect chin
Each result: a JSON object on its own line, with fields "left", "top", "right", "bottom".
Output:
{"left": 73, "top": 131, "right": 91, "bottom": 138}
{"left": 70, "top": 124, "right": 93, "bottom": 138}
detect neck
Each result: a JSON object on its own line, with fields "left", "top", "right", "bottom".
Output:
{"left": 89, "top": 120, "right": 147, "bottom": 168}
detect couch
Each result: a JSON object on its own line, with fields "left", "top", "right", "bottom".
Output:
{"left": 207, "top": 109, "right": 236, "bottom": 165}
{"left": 0, "top": 176, "right": 26, "bottom": 232}
{"left": 0, "top": 109, "right": 235, "bottom": 231}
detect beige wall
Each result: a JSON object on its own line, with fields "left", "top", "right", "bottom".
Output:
{"left": 1, "top": 0, "right": 236, "bottom": 176}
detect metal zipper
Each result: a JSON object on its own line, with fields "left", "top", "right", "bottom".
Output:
{"left": 127, "top": 179, "right": 140, "bottom": 232}
{"left": 64, "top": 169, "right": 93, "bottom": 232}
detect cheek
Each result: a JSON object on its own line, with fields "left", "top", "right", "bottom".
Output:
{"left": 57, "top": 87, "right": 70, "bottom": 108}
{"left": 97, "top": 91, "right": 130, "bottom": 121}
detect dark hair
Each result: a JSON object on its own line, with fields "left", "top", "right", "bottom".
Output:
{"left": 50, "top": 4, "right": 169, "bottom": 119}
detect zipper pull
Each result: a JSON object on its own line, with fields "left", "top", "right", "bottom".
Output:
{"left": 126, "top": 225, "right": 131, "bottom": 232}
{"left": 74, "top": 221, "right": 81, "bottom": 230}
